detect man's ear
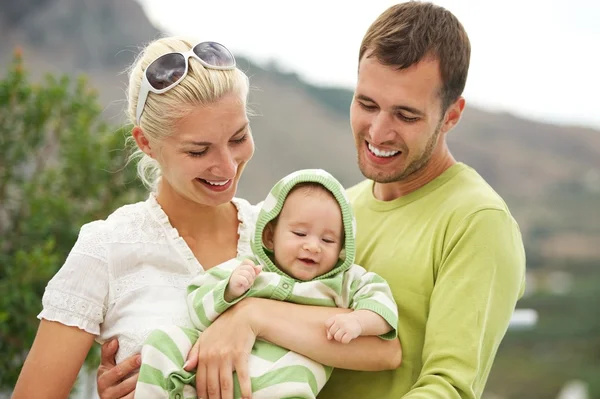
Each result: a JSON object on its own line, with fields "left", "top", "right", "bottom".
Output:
{"left": 440, "top": 96, "right": 466, "bottom": 135}
{"left": 262, "top": 222, "right": 275, "bottom": 251}
{"left": 132, "top": 126, "right": 155, "bottom": 157}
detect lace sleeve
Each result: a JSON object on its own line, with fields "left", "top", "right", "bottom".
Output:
{"left": 37, "top": 221, "right": 110, "bottom": 335}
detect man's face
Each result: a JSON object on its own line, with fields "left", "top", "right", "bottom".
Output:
{"left": 351, "top": 55, "right": 448, "bottom": 183}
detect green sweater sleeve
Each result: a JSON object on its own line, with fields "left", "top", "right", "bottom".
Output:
{"left": 403, "top": 209, "right": 526, "bottom": 399}
{"left": 186, "top": 259, "right": 249, "bottom": 331}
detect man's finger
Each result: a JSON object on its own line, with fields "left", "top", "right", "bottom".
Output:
{"left": 99, "top": 354, "right": 141, "bottom": 388}
{"left": 108, "top": 372, "right": 139, "bottom": 399}
{"left": 100, "top": 339, "right": 119, "bottom": 367}
{"left": 121, "top": 390, "right": 136, "bottom": 399}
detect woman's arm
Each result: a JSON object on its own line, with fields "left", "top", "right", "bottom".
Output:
{"left": 250, "top": 298, "right": 402, "bottom": 371}
{"left": 13, "top": 320, "right": 96, "bottom": 399}
{"left": 185, "top": 298, "right": 401, "bottom": 399}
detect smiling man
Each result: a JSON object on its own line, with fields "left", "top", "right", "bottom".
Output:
{"left": 319, "top": 2, "right": 526, "bottom": 398}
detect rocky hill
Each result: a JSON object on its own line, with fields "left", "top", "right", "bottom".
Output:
{"left": 1, "top": 0, "right": 599, "bottom": 259}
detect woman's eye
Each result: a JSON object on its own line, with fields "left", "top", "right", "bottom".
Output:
{"left": 188, "top": 150, "right": 207, "bottom": 157}
{"left": 231, "top": 134, "right": 248, "bottom": 144}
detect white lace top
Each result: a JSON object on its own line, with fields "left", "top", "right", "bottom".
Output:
{"left": 38, "top": 194, "right": 259, "bottom": 363}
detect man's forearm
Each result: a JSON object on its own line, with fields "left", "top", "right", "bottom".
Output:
{"left": 244, "top": 298, "right": 401, "bottom": 371}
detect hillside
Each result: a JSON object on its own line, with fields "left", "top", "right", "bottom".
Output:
{"left": 1, "top": 0, "right": 598, "bottom": 259}
{"left": 2, "top": 1, "right": 600, "bottom": 397}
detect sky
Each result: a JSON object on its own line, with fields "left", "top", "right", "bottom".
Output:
{"left": 139, "top": 0, "right": 600, "bottom": 129}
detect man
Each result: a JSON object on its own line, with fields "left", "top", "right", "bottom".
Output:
{"left": 319, "top": 2, "right": 526, "bottom": 397}
{"left": 97, "top": 2, "right": 525, "bottom": 398}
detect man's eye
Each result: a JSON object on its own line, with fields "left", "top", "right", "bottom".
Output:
{"left": 359, "top": 102, "right": 377, "bottom": 111}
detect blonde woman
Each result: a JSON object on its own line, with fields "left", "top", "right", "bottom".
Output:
{"left": 13, "top": 37, "right": 401, "bottom": 399}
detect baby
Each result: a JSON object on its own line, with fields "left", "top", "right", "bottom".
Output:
{"left": 136, "top": 169, "right": 399, "bottom": 399}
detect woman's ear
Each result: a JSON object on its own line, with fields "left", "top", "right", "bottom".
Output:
{"left": 262, "top": 222, "right": 275, "bottom": 251}
{"left": 132, "top": 126, "right": 154, "bottom": 157}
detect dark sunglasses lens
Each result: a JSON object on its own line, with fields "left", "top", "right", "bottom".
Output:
{"left": 146, "top": 53, "right": 186, "bottom": 90}
{"left": 193, "top": 42, "right": 235, "bottom": 67}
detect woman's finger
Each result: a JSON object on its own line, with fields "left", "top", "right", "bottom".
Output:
{"left": 234, "top": 352, "right": 252, "bottom": 399}
{"left": 219, "top": 361, "right": 234, "bottom": 399}
{"left": 184, "top": 340, "right": 200, "bottom": 371}
{"left": 206, "top": 357, "right": 222, "bottom": 399}
{"left": 196, "top": 361, "right": 208, "bottom": 399}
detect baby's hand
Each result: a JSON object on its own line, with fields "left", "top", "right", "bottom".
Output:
{"left": 325, "top": 313, "right": 362, "bottom": 344}
{"left": 226, "top": 259, "right": 262, "bottom": 300}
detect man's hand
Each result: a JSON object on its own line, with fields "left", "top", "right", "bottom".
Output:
{"left": 325, "top": 313, "right": 363, "bottom": 344}
{"left": 225, "top": 260, "right": 262, "bottom": 302}
{"left": 184, "top": 299, "right": 260, "bottom": 399}
{"left": 97, "top": 339, "right": 140, "bottom": 399}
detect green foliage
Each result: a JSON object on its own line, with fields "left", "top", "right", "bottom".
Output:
{"left": 0, "top": 49, "right": 144, "bottom": 389}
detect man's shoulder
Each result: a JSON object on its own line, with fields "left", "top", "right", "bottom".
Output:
{"left": 442, "top": 163, "right": 511, "bottom": 216}
{"left": 346, "top": 179, "right": 372, "bottom": 203}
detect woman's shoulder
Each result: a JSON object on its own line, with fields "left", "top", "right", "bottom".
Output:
{"left": 77, "top": 195, "right": 160, "bottom": 245}
{"left": 232, "top": 197, "right": 261, "bottom": 258}
{"left": 232, "top": 197, "right": 261, "bottom": 226}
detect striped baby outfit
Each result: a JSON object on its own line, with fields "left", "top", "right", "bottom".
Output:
{"left": 135, "top": 169, "right": 399, "bottom": 399}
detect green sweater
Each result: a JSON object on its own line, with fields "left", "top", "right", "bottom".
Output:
{"left": 319, "top": 163, "right": 526, "bottom": 399}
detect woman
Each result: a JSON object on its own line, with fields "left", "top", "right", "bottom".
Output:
{"left": 13, "top": 37, "right": 401, "bottom": 399}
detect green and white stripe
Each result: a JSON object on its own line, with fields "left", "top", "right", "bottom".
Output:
{"left": 135, "top": 169, "right": 398, "bottom": 399}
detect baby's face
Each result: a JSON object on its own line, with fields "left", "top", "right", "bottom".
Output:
{"left": 270, "top": 188, "right": 343, "bottom": 281}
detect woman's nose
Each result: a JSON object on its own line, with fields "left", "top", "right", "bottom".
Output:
{"left": 211, "top": 148, "right": 236, "bottom": 178}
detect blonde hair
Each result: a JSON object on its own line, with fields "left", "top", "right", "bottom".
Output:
{"left": 125, "top": 36, "right": 250, "bottom": 191}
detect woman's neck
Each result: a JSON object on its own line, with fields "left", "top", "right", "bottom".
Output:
{"left": 155, "top": 181, "right": 237, "bottom": 237}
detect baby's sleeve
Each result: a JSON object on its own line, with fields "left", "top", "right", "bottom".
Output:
{"left": 345, "top": 265, "right": 399, "bottom": 340}
{"left": 37, "top": 221, "right": 110, "bottom": 335}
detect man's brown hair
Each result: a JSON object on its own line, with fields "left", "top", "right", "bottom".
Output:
{"left": 359, "top": 1, "right": 471, "bottom": 112}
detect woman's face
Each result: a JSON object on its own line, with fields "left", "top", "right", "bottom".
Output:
{"left": 153, "top": 92, "right": 254, "bottom": 207}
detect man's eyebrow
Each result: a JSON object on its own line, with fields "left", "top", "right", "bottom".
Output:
{"left": 181, "top": 123, "right": 248, "bottom": 146}
{"left": 356, "top": 94, "right": 424, "bottom": 117}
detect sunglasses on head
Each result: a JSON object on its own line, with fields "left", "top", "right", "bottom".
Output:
{"left": 135, "top": 41, "right": 236, "bottom": 125}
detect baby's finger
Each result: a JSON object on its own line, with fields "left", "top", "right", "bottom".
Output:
{"left": 239, "top": 270, "right": 255, "bottom": 284}
{"left": 240, "top": 258, "right": 256, "bottom": 266}
{"left": 334, "top": 328, "right": 346, "bottom": 342}
{"left": 253, "top": 264, "right": 262, "bottom": 275}
{"left": 324, "top": 317, "right": 335, "bottom": 329}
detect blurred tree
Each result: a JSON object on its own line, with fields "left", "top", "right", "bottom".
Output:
{"left": 0, "top": 49, "right": 144, "bottom": 389}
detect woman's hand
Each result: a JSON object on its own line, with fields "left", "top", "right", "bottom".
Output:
{"left": 184, "top": 300, "right": 259, "bottom": 399}
{"left": 96, "top": 339, "right": 141, "bottom": 399}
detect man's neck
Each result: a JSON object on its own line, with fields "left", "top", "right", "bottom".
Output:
{"left": 155, "top": 180, "right": 236, "bottom": 237}
{"left": 373, "top": 149, "right": 456, "bottom": 202}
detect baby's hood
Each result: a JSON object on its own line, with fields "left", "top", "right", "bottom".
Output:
{"left": 251, "top": 169, "right": 357, "bottom": 280}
